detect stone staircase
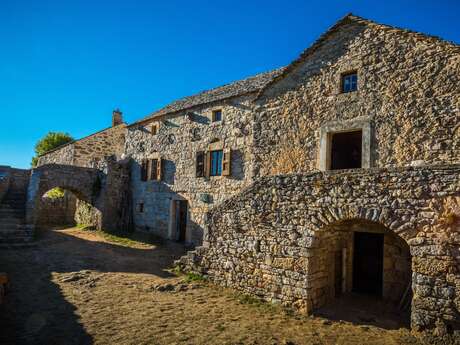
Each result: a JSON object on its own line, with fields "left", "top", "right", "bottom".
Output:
{"left": 0, "top": 169, "right": 32, "bottom": 244}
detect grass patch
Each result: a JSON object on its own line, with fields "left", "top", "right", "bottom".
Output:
{"left": 184, "top": 272, "right": 207, "bottom": 283}
{"left": 235, "top": 293, "right": 279, "bottom": 312}
{"left": 79, "top": 227, "right": 162, "bottom": 248}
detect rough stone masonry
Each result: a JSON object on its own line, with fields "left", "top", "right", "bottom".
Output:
{"left": 32, "top": 13, "right": 459, "bottom": 337}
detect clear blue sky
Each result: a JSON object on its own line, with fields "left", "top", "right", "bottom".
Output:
{"left": 1, "top": 0, "right": 458, "bottom": 168}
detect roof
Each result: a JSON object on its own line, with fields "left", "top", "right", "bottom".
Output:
{"left": 130, "top": 68, "right": 285, "bottom": 126}
{"left": 256, "top": 13, "right": 459, "bottom": 98}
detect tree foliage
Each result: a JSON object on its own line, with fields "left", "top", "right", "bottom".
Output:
{"left": 31, "top": 132, "right": 74, "bottom": 167}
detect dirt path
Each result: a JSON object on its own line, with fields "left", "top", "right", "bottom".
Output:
{"left": 0, "top": 228, "right": 421, "bottom": 345}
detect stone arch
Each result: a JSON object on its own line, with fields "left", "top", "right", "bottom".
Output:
{"left": 309, "top": 217, "right": 412, "bottom": 325}
{"left": 26, "top": 164, "right": 104, "bottom": 230}
{"left": 309, "top": 204, "right": 418, "bottom": 243}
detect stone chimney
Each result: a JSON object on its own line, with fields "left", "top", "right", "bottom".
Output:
{"left": 112, "top": 109, "right": 123, "bottom": 126}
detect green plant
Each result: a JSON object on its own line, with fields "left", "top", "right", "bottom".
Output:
{"left": 31, "top": 132, "right": 73, "bottom": 167}
{"left": 184, "top": 272, "right": 207, "bottom": 283}
{"left": 43, "top": 187, "right": 65, "bottom": 199}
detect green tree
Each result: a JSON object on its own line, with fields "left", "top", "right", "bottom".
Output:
{"left": 31, "top": 132, "right": 74, "bottom": 167}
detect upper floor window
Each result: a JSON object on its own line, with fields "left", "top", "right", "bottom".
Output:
{"left": 341, "top": 72, "right": 357, "bottom": 93}
{"left": 151, "top": 122, "right": 159, "bottom": 135}
{"left": 212, "top": 109, "right": 222, "bottom": 122}
{"left": 329, "top": 130, "right": 362, "bottom": 170}
{"left": 210, "top": 150, "right": 223, "bottom": 176}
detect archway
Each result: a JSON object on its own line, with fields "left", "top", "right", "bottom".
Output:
{"left": 314, "top": 219, "right": 412, "bottom": 328}
{"left": 36, "top": 187, "right": 102, "bottom": 232}
{"left": 26, "top": 164, "right": 104, "bottom": 232}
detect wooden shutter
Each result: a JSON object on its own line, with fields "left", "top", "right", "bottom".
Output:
{"left": 140, "top": 159, "right": 148, "bottom": 181}
{"left": 150, "top": 159, "right": 158, "bottom": 180}
{"left": 157, "top": 158, "right": 163, "bottom": 181}
{"left": 222, "top": 149, "right": 232, "bottom": 176}
{"left": 204, "top": 151, "right": 211, "bottom": 178}
{"left": 196, "top": 151, "right": 205, "bottom": 177}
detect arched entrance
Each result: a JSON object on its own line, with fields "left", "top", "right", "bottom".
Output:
{"left": 26, "top": 164, "right": 104, "bottom": 232}
{"left": 314, "top": 219, "right": 412, "bottom": 327}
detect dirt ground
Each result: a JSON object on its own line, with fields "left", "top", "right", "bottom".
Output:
{"left": 0, "top": 228, "right": 422, "bottom": 345}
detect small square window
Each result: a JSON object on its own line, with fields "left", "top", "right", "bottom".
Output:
{"left": 151, "top": 123, "right": 159, "bottom": 135}
{"left": 210, "top": 150, "right": 223, "bottom": 176}
{"left": 212, "top": 109, "right": 222, "bottom": 122}
{"left": 341, "top": 72, "right": 358, "bottom": 93}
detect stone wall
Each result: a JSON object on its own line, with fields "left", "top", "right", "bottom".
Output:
{"left": 180, "top": 165, "right": 460, "bottom": 333}
{"left": 37, "top": 143, "right": 75, "bottom": 166}
{"left": 36, "top": 192, "right": 77, "bottom": 229}
{"left": 125, "top": 94, "right": 256, "bottom": 244}
{"left": 253, "top": 18, "right": 459, "bottom": 177}
{"left": 37, "top": 124, "right": 126, "bottom": 168}
{"left": 73, "top": 124, "right": 126, "bottom": 168}
{"left": 0, "top": 166, "right": 11, "bottom": 203}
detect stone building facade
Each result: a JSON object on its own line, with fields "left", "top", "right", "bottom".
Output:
{"left": 34, "top": 13, "right": 459, "bottom": 335}
{"left": 176, "top": 14, "right": 460, "bottom": 336}
{"left": 125, "top": 70, "right": 281, "bottom": 244}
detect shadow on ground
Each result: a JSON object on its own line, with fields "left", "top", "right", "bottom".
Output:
{"left": 314, "top": 293, "right": 410, "bottom": 330}
{"left": 0, "top": 229, "right": 186, "bottom": 345}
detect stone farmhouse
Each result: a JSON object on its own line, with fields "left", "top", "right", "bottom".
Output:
{"left": 1, "top": 14, "right": 459, "bottom": 335}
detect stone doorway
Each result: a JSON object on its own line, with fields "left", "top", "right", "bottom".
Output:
{"left": 352, "top": 232, "right": 384, "bottom": 296}
{"left": 170, "top": 199, "right": 188, "bottom": 242}
{"left": 317, "top": 220, "right": 411, "bottom": 327}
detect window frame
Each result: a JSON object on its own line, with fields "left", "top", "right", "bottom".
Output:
{"left": 318, "top": 117, "right": 372, "bottom": 171}
{"left": 150, "top": 158, "right": 159, "bottom": 180}
{"left": 151, "top": 122, "right": 159, "bottom": 135}
{"left": 212, "top": 109, "right": 222, "bottom": 122}
{"left": 210, "top": 149, "right": 223, "bottom": 176}
{"left": 341, "top": 72, "right": 358, "bottom": 93}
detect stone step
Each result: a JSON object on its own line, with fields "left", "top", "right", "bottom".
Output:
{"left": 0, "top": 221, "right": 26, "bottom": 228}
{"left": 0, "top": 236, "right": 33, "bottom": 244}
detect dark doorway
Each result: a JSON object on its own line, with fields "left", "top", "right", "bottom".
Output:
{"left": 175, "top": 200, "right": 188, "bottom": 242}
{"left": 330, "top": 130, "right": 362, "bottom": 170}
{"left": 353, "top": 232, "right": 383, "bottom": 296}
{"left": 334, "top": 250, "right": 343, "bottom": 297}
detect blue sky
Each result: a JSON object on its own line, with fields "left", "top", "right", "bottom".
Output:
{"left": 1, "top": 0, "right": 459, "bottom": 168}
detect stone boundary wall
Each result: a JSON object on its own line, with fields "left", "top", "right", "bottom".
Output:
{"left": 180, "top": 164, "right": 460, "bottom": 333}
{"left": 0, "top": 167, "right": 11, "bottom": 203}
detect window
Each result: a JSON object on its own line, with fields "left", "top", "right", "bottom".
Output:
{"left": 138, "top": 202, "right": 144, "bottom": 213}
{"left": 151, "top": 122, "right": 159, "bottom": 135}
{"left": 150, "top": 159, "right": 158, "bottom": 180}
{"left": 196, "top": 151, "right": 205, "bottom": 177}
{"left": 210, "top": 150, "right": 223, "bottom": 176}
{"left": 330, "top": 130, "right": 362, "bottom": 170}
{"left": 341, "top": 72, "right": 358, "bottom": 93}
{"left": 140, "top": 158, "right": 163, "bottom": 181}
{"left": 212, "top": 109, "right": 222, "bottom": 122}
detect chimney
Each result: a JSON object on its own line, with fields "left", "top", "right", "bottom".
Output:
{"left": 112, "top": 108, "right": 123, "bottom": 126}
